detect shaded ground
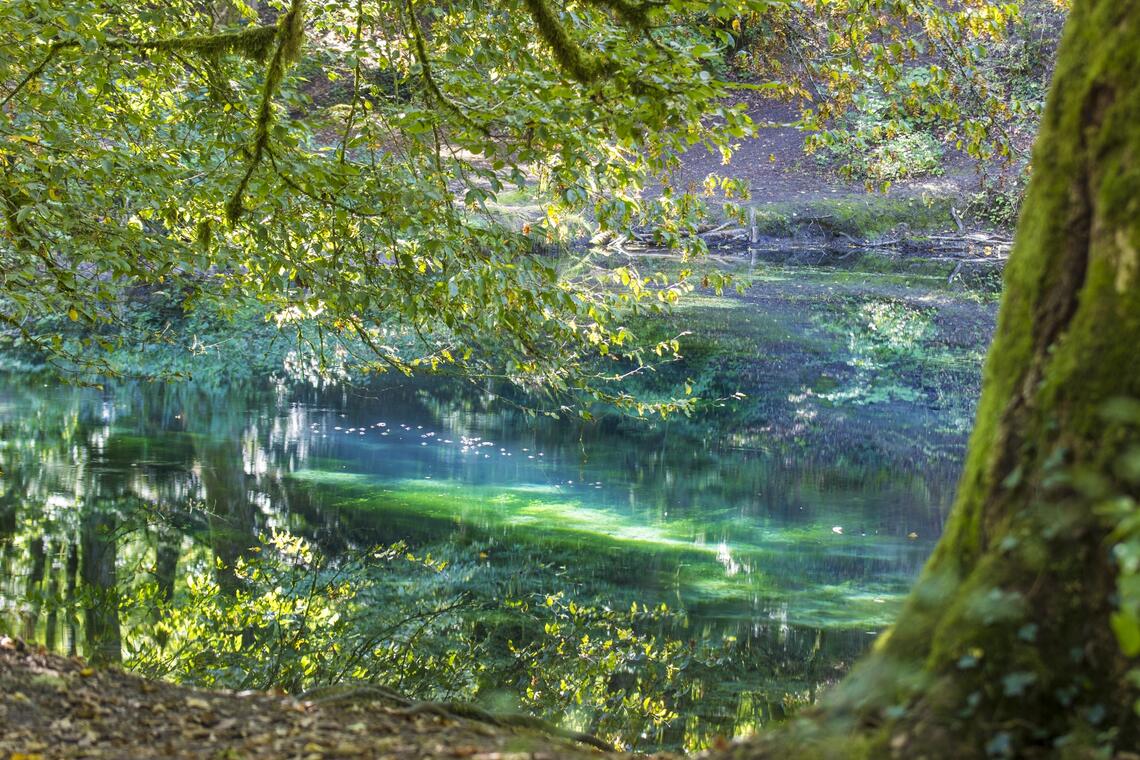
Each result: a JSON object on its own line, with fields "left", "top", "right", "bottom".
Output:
{"left": 673, "top": 95, "right": 982, "bottom": 207}
{"left": 0, "top": 638, "right": 604, "bottom": 760}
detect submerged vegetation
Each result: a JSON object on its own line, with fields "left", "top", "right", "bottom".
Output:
{"left": 1, "top": 261, "right": 995, "bottom": 751}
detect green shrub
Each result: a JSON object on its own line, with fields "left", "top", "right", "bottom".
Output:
{"left": 817, "top": 121, "right": 945, "bottom": 184}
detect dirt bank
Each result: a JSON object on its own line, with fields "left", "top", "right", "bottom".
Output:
{"left": 0, "top": 638, "right": 610, "bottom": 760}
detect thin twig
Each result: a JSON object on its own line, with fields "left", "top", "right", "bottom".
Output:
{"left": 1, "top": 43, "right": 66, "bottom": 110}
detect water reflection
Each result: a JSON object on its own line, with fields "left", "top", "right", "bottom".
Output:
{"left": 0, "top": 347, "right": 973, "bottom": 748}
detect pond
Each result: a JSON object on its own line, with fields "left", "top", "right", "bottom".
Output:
{"left": 0, "top": 258, "right": 998, "bottom": 751}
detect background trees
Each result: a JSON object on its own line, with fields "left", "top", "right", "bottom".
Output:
{"left": 1, "top": 0, "right": 1058, "bottom": 401}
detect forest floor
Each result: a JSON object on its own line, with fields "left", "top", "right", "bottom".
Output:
{"left": 0, "top": 638, "right": 611, "bottom": 760}
{"left": 487, "top": 93, "right": 1006, "bottom": 243}
{"left": 671, "top": 93, "right": 983, "bottom": 207}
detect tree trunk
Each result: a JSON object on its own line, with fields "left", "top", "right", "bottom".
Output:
{"left": 201, "top": 438, "right": 257, "bottom": 596}
{"left": 80, "top": 506, "right": 121, "bottom": 665}
{"left": 730, "top": 2, "right": 1140, "bottom": 757}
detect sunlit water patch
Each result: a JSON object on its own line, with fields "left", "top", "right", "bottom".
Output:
{"left": 0, "top": 266, "right": 996, "bottom": 751}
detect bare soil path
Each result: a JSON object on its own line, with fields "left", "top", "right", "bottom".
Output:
{"left": 674, "top": 94, "right": 981, "bottom": 207}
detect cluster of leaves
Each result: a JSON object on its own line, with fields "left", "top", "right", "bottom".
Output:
{"left": 504, "top": 594, "right": 683, "bottom": 747}
{"left": 113, "top": 529, "right": 725, "bottom": 749}
{"left": 125, "top": 532, "right": 469, "bottom": 695}
{"left": 0, "top": 0, "right": 774, "bottom": 413}
{"left": 730, "top": 0, "right": 1068, "bottom": 191}
{"left": 811, "top": 96, "right": 944, "bottom": 183}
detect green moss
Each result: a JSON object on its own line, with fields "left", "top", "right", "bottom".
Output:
{"left": 521, "top": 0, "right": 608, "bottom": 84}
{"left": 746, "top": 196, "right": 958, "bottom": 239}
{"left": 226, "top": 0, "right": 305, "bottom": 223}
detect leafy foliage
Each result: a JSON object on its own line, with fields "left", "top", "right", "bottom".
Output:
{"left": 0, "top": 0, "right": 771, "bottom": 412}
{"left": 505, "top": 594, "right": 682, "bottom": 744}
{"left": 731, "top": 0, "right": 1067, "bottom": 189}
{"left": 812, "top": 98, "right": 944, "bottom": 184}
{"left": 1, "top": 0, "right": 1060, "bottom": 400}
{"left": 117, "top": 530, "right": 767, "bottom": 750}
{"left": 114, "top": 535, "right": 460, "bottom": 693}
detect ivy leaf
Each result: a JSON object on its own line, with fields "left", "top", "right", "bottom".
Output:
{"left": 1111, "top": 611, "right": 1140, "bottom": 656}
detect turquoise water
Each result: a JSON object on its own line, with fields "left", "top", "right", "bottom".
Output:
{"left": 0, "top": 263, "right": 997, "bottom": 750}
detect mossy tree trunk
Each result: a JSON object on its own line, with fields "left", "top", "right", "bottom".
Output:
{"left": 731, "top": 2, "right": 1140, "bottom": 757}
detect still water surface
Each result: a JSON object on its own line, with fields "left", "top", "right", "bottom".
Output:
{"left": 0, "top": 266, "right": 997, "bottom": 749}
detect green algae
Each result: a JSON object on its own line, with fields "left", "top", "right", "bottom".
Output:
{"left": 287, "top": 468, "right": 925, "bottom": 630}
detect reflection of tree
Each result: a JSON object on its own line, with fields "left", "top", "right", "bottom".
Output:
{"left": 0, "top": 372, "right": 962, "bottom": 751}
{"left": 200, "top": 438, "right": 257, "bottom": 594}
{"left": 21, "top": 534, "right": 45, "bottom": 641}
{"left": 0, "top": 471, "right": 18, "bottom": 540}
{"left": 0, "top": 377, "right": 283, "bottom": 661}
{"left": 1, "top": 383, "right": 83, "bottom": 654}
{"left": 80, "top": 503, "right": 120, "bottom": 665}
{"left": 167, "top": 383, "right": 273, "bottom": 594}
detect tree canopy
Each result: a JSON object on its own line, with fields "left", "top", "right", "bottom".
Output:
{"left": 734, "top": 0, "right": 1065, "bottom": 186}
{"left": 0, "top": 0, "right": 770, "bottom": 411}
{"left": 1, "top": 0, "right": 1052, "bottom": 404}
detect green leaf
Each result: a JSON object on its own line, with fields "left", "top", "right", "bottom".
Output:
{"left": 1111, "top": 611, "right": 1140, "bottom": 656}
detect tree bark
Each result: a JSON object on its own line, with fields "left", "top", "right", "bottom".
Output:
{"left": 729, "top": 2, "right": 1140, "bottom": 757}
{"left": 80, "top": 506, "right": 121, "bottom": 665}
{"left": 201, "top": 437, "right": 257, "bottom": 596}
